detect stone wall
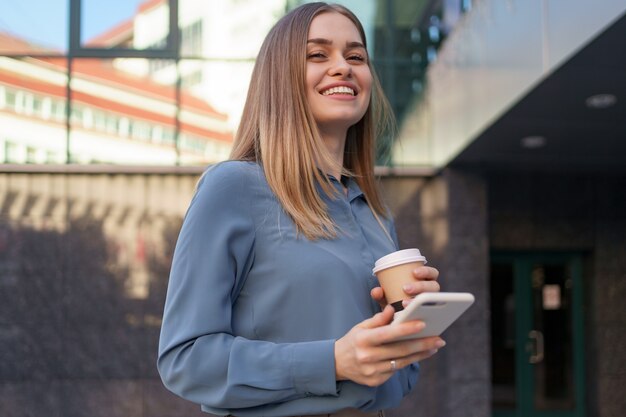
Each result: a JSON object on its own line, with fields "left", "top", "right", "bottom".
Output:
{"left": 0, "top": 169, "right": 493, "bottom": 417}
{"left": 3, "top": 169, "right": 621, "bottom": 417}
{"left": 381, "top": 168, "right": 491, "bottom": 417}
{"left": 0, "top": 172, "right": 206, "bottom": 417}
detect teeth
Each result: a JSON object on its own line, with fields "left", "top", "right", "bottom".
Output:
{"left": 321, "top": 86, "right": 355, "bottom": 96}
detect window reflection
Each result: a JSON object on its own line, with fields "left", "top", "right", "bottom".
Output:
{"left": 82, "top": 0, "right": 169, "bottom": 50}
{"left": 70, "top": 58, "right": 175, "bottom": 164}
{"left": 67, "top": 58, "right": 232, "bottom": 165}
{"left": 1, "top": 0, "right": 472, "bottom": 167}
{"left": 0, "top": 57, "right": 68, "bottom": 163}
{"left": 180, "top": 20, "right": 203, "bottom": 56}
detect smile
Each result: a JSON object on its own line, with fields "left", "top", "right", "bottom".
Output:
{"left": 321, "top": 86, "right": 356, "bottom": 96}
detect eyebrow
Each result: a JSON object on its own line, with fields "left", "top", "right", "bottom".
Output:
{"left": 307, "top": 38, "right": 365, "bottom": 49}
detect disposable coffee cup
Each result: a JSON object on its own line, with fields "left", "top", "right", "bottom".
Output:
{"left": 372, "top": 248, "right": 427, "bottom": 312}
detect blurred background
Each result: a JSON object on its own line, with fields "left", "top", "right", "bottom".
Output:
{"left": 0, "top": 1, "right": 624, "bottom": 416}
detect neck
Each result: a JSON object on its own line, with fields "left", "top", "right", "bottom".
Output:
{"left": 319, "top": 127, "right": 347, "bottom": 179}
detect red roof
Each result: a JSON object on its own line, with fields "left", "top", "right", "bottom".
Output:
{"left": 138, "top": 0, "right": 165, "bottom": 14}
{"left": 84, "top": 19, "right": 134, "bottom": 48}
{"left": 85, "top": 0, "right": 165, "bottom": 47}
{"left": 0, "top": 31, "right": 60, "bottom": 54}
{"left": 1, "top": 31, "right": 225, "bottom": 120}
{"left": 35, "top": 57, "right": 227, "bottom": 120}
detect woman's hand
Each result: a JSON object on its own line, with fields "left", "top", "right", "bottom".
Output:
{"left": 334, "top": 305, "right": 444, "bottom": 386}
{"left": 371, "top": 265, "right": 441, "bottom": 309}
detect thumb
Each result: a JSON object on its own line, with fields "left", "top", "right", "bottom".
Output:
{"left": 359, "top": 305, "right": 395, "bottom": 329}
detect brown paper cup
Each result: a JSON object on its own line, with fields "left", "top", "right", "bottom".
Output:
{"left": 373, "top": 249, "right": 427, "bottom": 312}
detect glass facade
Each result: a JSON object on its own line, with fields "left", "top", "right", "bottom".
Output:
{"left": 0, "top": 0, "right": 469, "bottom": 167}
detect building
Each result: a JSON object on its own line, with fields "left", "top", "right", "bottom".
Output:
{"left": 382, "top": 1, "right": 626, "bottom": 417}
{"left": 0, "top": 44, "right": 232, "bottom": 165}
{"left": 88, "top": 0, "right": 286, "bottom": 128}
{"left": 0, "top": 1, "right": 624, "bottom": 417}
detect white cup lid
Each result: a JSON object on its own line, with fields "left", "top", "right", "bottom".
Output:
{"left": 372, "top": 248, "right": 427, "bottom": 274}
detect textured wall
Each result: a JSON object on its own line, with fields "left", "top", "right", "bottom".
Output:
{"left": 381, "top": 168, "right": 491, "bottom": 417}
{"left": 0, "top": 172, "right": 205, "bottom": 417}
{"left": 0, "top": 169, "right": 492, "bottom": 417}
{"left": 2, "top": 170, "right": 621, "bottom": 417}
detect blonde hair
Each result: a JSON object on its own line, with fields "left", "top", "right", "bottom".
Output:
{"left": 230, "top": 2, "right": 395, "bottom": 240}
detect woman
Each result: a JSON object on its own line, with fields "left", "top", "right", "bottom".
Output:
{"left": 158, "top": 3, "right": 442, "bottom": 416}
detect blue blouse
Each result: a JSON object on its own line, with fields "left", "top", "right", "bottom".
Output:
{"left": 157, "top": 161, "right": 419, "bottom": 416}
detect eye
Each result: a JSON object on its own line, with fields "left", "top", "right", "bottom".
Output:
{"left": 307, "top": 52, "right": 326, "bottom": 59}
{"left": 347, "top": 54, "right": 366, "bottom": 62}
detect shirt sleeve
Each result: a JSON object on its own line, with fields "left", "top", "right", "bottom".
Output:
{"left": 157, "top": 163, "right": 338, "bottom": 410}
{"left": 396, "top": 363, "right": 419, "bottom": 397}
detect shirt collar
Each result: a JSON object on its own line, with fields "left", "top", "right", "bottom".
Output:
{"left": 325, "top": 172, "right": 365, "bottom": 203}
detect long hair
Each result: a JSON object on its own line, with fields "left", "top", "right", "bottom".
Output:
{"left": 230, "top": 2, "right": 395, "bottom": 240}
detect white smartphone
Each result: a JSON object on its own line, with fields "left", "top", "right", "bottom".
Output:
{"left": 391, "top": 292, "right": 475, "bottom": 340}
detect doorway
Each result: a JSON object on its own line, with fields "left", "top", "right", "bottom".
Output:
{"left": 491, "top": 253, "right": 585, "bottom": 417}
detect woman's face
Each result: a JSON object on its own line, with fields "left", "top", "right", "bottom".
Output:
{"left": 305, "top": 12, "right": 372, "bottom": 135}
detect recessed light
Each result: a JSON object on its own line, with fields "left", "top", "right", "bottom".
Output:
{"left": 521, "top": 135, "right": 546, "bottom": 149}
{"left": 586, "top": 93, "right": 617, "bottom": 109}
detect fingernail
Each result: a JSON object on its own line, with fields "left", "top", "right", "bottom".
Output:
{"left": 402, "top": 284, "right": 412, "bottom": 292}
{"left": 415, "top": 321, "right": 425, "bottom": 330}
{"left": 435, "top": 340, "right": 446, "bottom": 348}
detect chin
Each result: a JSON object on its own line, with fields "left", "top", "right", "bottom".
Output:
{"left": 321, "top": 113, "right": 364, "bottom": 127}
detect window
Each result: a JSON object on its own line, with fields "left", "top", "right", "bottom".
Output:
{"left": 181, "top": 70, "right": 202, "bottom": 88}
{"left": 5, "top": 88, "right": 16, "bottom": 110}
{"left": 53, "top": 101, "right": 65, "bottom": 122}
{"left": 26, "top": 146, "right": 38, "bottom": 163}
{"left": 71, "top": 107, "right": 83, "bottom": 125}
{"left": 118, "top": 117, "right": 130, "bottom": 136}
{"left": 5, "top": 141, "right": 24, "bottom": 163}
{"left": 181, "top": 20, "right": 203, "bottom": 56}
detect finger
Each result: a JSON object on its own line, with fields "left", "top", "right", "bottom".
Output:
{"left": 402, "top": 280, "right": 441, "bottom": 297}
{"left": 358, "top": 305, "right": 395, "bottom": 329}
{"left": 362, "top": 320, "right": 426, "bottom": 345}
{"left": 370, "top": 286, "right": 385, "bottom": 301}
{"left": 382, "top": 348, "right": 440, "bottom": 373}
{"left": 372, "top": 336, "right": 445, "bottom": 361}
{"left": 412, "top": 266, "right": 439, "bottom": 281}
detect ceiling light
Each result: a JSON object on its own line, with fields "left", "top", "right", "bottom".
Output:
{"left": 585, "top": 93, "right": 617, "bottom": 109}
{"left": 521, "top": 135, "right": 546, "bottom": 149}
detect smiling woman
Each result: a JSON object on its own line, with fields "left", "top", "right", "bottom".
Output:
{"left": 305, "top": 12, "right": 373, "bottom": 154}
{"left": 157, "top": 3, "right": 443, "bottom": 417}
{"left": 230, "top": 2, "right": 393, "bottom": 241}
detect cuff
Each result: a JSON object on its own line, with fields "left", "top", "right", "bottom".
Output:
{"left": 291, "top": 339, "right": 338, "bottom": 396}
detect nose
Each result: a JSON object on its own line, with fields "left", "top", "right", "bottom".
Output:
{"left": 327, "top": 55, "right": 352, "bottom": 78}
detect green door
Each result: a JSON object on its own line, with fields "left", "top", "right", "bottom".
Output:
{"left": 491, "top": 253, "right": 585, "bottom": 417}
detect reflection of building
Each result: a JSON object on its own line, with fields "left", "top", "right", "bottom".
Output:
{"left": 0, "top": 32, "right": 232, "bottom": 164}
{"left": 91, "top": 0, "right": 286, "bottom": 128}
